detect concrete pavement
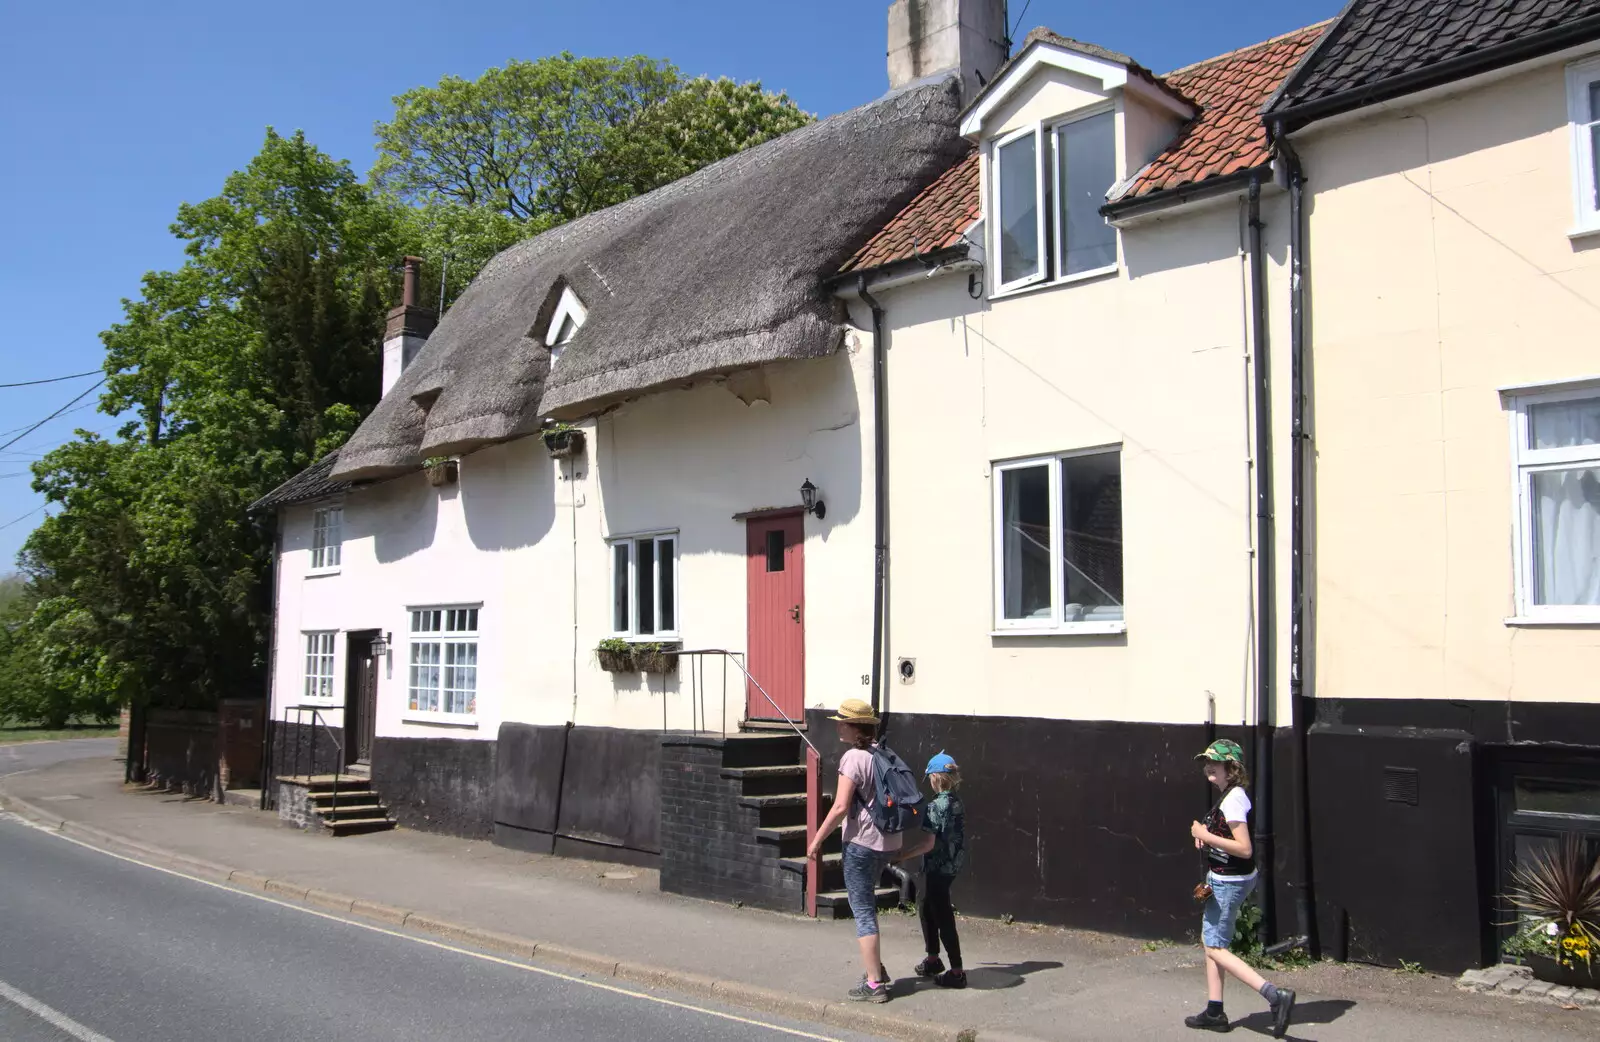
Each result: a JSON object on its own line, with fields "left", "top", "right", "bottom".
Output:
{"left": 0, "top": 811, "right": 888, "bottom": 1042}
{"left": 0, "top": 736, "right": 118, "bottom": 778}
{"left": 2, "top": 750, "right": 1593, "bottom": 1041}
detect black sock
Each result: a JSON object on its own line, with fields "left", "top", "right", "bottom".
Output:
{"left": 1206, "top": 1000, "right": 1224, "bottom": 1017}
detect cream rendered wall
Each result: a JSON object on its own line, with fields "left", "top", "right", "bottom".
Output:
{"left": 271, "top": 342, "right": 877, "bottom": 741}
{"left": 1300, "top": 58, "right": 1600, "bottom": 706}
{"left": 877, "top": 195, "right": 1294, "bottom": 725}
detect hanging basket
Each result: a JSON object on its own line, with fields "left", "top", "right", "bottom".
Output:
{"left": 426, "top": 460, "right": 459, "bottom": 487}
{"left": 596, "top": 646, "right": 634, "bottom": 672}
{"left": 632, "top": 643, "right": 680, "bottom": 674}
{"left": 544, "top": 428, "right": 585, "bottom": 460}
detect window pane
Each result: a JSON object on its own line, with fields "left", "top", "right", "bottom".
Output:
{"left": 1061, "top": 452, "right": 1124, "bottom": 621}
{"left": 1515, "top": 776, "right": 1600, "bottom": 820}
{"left": 1531, "top": 467, "right": 1600, "bottom": 605}
{"left": 998, "top": 133, "right": 1040, "bottom": 285}
{"left": 658, "top": 538, "right": 676, "bottom": 632}
{"left": 1530, "top": 396, "right": 1600, "bottom": 449}
{"left": 1057, "top": 112, "right": 1117, "bottom": 275}
{"left": 613, "top": 543, "right": 630, "bottom": 632}
{"left": 766, "top": 529, "right": 785, "bottom": 572}
{"left": 637, "top": 539, "right": 657, "bottom": 635}
{"left": 1000, "top": 465, "right": 1052, "bottom": 620}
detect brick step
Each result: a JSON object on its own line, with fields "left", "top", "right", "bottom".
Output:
{"left": 736, "top": 793, "right": 806, "bottom": 809}
{"left": 814, "top": 886, "right": 899, "bottom": 919}
{"left": 326, "top": 816, "right": 396, "bottom": 836}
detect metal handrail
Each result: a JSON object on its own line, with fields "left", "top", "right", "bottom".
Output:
{"left": 285, "top": 704, "right": 345, "bottom": 826}
{"left": 671, "top": 648, "right": 819, "bottom": 758}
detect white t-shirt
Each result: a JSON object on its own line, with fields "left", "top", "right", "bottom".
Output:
{"left": 1207, "top": 787, "right": 1256, "bottom": 883}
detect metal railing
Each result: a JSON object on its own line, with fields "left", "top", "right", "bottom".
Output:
{"left": 284, "top": 705, "right": 346, "bottom": 824}
{"left": 672, "top": 648, "right": 819, "bottom": 758}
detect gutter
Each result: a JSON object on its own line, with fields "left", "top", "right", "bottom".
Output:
{"left": 1101, "top": 168, "right": 1266, "bottom": 225}
{"left": 1268, "top": 14, "right": 1600, "bottom": 137}
{"left": 857, "top": 274, "right": 890, "bottom": 724}
{"left": 828, "top": 244, "right": 973, "bottom": 296}
{"left": 1245, "top": 176, "right": 1277, "bottom": 945}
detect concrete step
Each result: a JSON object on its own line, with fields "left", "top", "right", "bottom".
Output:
{"left": 736, "top": 793, "right": 806, "bottom": 809}
{"left": 314, "top": 803, "right": 388, "bottom": 821}
{"left": 308, "top": 790, "right": 379, "bottom": 806}
{"left": 814, "top": 886, "right": 899, "bottom": 919}
{"left": 326, "top": 816, "right": 396, "bottom": 836}
{"left": 753, "top": 824, "right": 807, "bottom": 842}
{"left": 719, "top": 765, "right": 805, "bottom": 780}
{"left": 778, "top": 853, "right": 841, "bottom": 874}
{"left": 278, "top": 774, "right": 369, "bottom": 792}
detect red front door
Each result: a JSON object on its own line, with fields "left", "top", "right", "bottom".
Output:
{"left": 745, "top": 513, "right": 805, "bottom": 722}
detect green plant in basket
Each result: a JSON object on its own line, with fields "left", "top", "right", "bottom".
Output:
{"left": 1504, "top": 837, "right": 1600, "bottom": 973}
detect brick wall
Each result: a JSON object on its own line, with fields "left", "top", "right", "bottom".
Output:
{"left": 659, "top": 735, "right": 802, "bottom": 914}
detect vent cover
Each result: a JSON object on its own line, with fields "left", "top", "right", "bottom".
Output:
{"left": 1383, "top": 766, "right": 1420, "bottom": 806}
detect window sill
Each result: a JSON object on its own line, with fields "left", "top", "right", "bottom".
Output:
{"left": 1504, "top": 615, "right": 1600, "bottom": 628}
{"left": 306, "top": 568, "right": 342, "bottom": 579}
{"left": 992, "top": 621, "right": 1127, "bottom": 637}
{"left": 1568, "top": 224, "right": 1600, "bottom": 243}
{"left": 401, "top": 712, "right": 479, "bottom": 728}
{"left": 989, "top": 264, "right": 1119, "bottom": 302}
{"left": 619, "top": 636, "right": 682, "bottom": 644}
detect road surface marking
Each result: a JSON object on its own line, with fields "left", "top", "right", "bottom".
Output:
{"left": 0, "top": 979, "right": 117, "bottom": 1042}
{"left": 19, "top": 819, "right": 853, "bottom": 1042}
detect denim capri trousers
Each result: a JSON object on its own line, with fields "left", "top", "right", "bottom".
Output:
{"left": 842, "top": 842, "right": 886, "bottom": 938}
{"left": 1202, "top": 874, "right": 1258, "bottom": 948}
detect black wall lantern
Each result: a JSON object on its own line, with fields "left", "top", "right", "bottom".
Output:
{"left": 800, "top": 478, "right": 826, "bottom": 519}
{"left": 370, "top": 632, "right": 391, "bottom": 657}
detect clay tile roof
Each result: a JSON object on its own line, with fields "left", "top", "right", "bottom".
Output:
{"left": 843, "top": 22, "right": 1330, "bottom": 275}
{"left": 840, "top": 148, "right": 980, "bottom": 274}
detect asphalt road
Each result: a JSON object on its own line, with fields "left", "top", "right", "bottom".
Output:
{"left": 0, "top": 737, "right": 119, "bottom": 778}
{"left": 0, "top": 808, "right": 882, "bottom": 1042}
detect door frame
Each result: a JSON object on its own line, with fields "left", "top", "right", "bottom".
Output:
{"left": 344, "top": 629, "right": 381, "bottom": 766}
{"left": 742, "top": 509, "right": 805, "bottom": 724}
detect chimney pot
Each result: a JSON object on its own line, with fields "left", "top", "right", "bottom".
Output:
{"left": 383, "top": 256, "right": 437, "bottom": 397}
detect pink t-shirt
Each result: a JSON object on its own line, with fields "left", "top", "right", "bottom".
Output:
{"left": 839, "top": 747, "right": 902, "bottom": 853}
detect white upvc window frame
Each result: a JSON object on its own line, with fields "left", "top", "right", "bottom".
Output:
{"left": 991, "top": 446, "right": 1127, "bottom": 636}
{"left": 1568, "top": 55, "right": 1600, "bottom": 237}
{"left": 991, "top": 123, "right": 1048, "bottom": 295}
{"left": 302, "top": 631, "right": 338, "bottom": 701}
{"left": 608, "top": 530, "right": 680, "bottom": 641}
{"left": 1049, "top": 104, "right": 1120, "bottom": 284}
{"left": 405, "top": 604, "right": 481, "bottom": 724}
{"left": 546, "top": 285, "right": 588, "bottom": 369}
{"left": 1506, "top": 383, "right": 1600, "bottom": 625}
{"left": 310, "top": 503, "right": 343, "bottom": 574}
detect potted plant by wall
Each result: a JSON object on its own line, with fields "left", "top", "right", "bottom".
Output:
{"left": 596, "top": 637, "right": 633, "bottom": 673}
{"left": 423, "top": 456, "right": 458, "bottom": 487}
{"left": 1502, "top": 837, "right": 1600, "bottom": 988}
{"left": 631, "top": 641, "right": 680, "bottom": 675}
{"left": 543, "top": 423, "right": 585, "bottom": 460}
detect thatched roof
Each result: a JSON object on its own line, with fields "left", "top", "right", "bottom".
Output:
{"left": 332, "top": 76, "right": 967, "bottom": 482}
{"left": 248, "top": 450, "right": 350, "bottom": 514}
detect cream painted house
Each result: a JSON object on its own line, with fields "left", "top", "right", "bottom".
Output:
{"left": 1259, "top": 0, "right": 1600, "bottom": 973}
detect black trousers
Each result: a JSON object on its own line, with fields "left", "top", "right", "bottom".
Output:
{"left": 919, "top": 872, "right": 962, "bottom": 968}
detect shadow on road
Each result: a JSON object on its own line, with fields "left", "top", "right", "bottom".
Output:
{"left": 898, "top": 959, "right": 1065, "bottom": 992}
{"left": 1232, "top": 998, "right": 1357, "bottom": 1037}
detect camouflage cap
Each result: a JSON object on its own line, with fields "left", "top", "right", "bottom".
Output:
{"left": 1195, "top": 739, "right": 1245, "bottom": 764}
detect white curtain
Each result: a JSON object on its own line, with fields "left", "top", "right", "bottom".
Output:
{"left": 1531, "top": 399, "right": 1600, "bottom": 606}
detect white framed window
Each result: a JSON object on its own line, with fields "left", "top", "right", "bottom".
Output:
{"left": 310, "top": 505, "right": 343, "bottom": 572}
{"left": 408, "top": 606, "right": 479, "bottom": 717}
{"left": 993, "top": 448, "right": 1125, "bottom": 634}
{"left": 609, "top": 532, "right": 678, "bottom": 638}
{"left": 1568, "top": 56, "right": 1600, "bottom": 236}
{"left": 1508, "top": 385, "right": 1600, "bottom": 623}
{"left": 991, "top": 107, "right": 1118, "bottom": 295}
{"left": 303, "top": 631, "right": 337, "bottom": 700}
{"left": 546, "top": 285, "right": 587, "bottom": 369}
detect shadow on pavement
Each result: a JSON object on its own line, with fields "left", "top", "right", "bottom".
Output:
{"left": 1232, "top": 998, "right": 1357, "bottom": 1037}
{"left": 899, "top": 960, "right": 1065, "bottom": 992}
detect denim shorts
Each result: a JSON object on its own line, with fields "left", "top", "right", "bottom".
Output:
{"left": 1202, "top": 874, "right": 1258, "bottom": 948}
{"left": 843, "top": 842, "right": 886, "bottom": 938}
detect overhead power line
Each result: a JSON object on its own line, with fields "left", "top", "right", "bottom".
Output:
{"left": 0, "top": 504, "right": 45, "bottom": 532}
{"left": 0, "top": 379, "right": 107, "bottom": 456}
{"left": 0, "top": 370, "right": 101, "bottom": 389}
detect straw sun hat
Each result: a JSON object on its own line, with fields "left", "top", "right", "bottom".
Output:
{"left": 827, "top": 698, "right": 880, "bottom": 725}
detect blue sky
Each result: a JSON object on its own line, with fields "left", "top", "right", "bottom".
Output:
{"left": 0, "top": 1, "right": 1340, "bottom": 567}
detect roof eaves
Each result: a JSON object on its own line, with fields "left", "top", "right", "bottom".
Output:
{"left": 1100, "top": 166, "right": 1266, "bottom": 223}
{"left": 1266, "top": 10, "right": 1600, "bottom": 135}
{"left": 825, "top": 241, "right": 973, "bottom": 290}
{"left": 1257, "top": 0, "right": 1364, "bottom": 120}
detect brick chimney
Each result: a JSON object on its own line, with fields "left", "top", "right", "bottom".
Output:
{"left": 382, "top": 256, "right": 437, "bottom": 397}
{"left": 887, "top": 0, "right": 1009, "bottom": 101}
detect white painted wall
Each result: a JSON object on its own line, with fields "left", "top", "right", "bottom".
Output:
{"left": 270, "top": 341, "right": 879, "bottom": 743}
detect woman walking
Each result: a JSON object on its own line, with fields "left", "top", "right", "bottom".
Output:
{"left": 806, "top": 699, "right": 932, "bottom": 1003}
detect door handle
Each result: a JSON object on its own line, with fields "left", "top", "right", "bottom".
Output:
{"left": 789, "top": 605, "right": 800, "bottom": 622}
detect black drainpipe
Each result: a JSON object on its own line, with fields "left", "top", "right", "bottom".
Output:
{"left": 1279, "top": 132, "right": 1319, "bottom": 956}
{"left": 1246, "top": 176, "right": 1277, "bottom": 944}
{"left": 858, "top": 275, "right": 889, "bottom": 725}
{"left": 257, "top": 510, "right": 281, "bottom": 812}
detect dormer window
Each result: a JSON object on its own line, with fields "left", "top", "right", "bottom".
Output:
{"left": 992, "top": 107, "right": 1117, "bottom": 293}
{"left": 544, "top": 285, "right": 587, "bottom": 368}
